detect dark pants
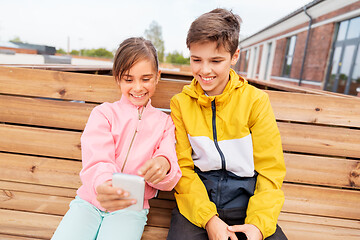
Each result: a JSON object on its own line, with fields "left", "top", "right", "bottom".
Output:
{"left": 167, "top": 207, "right": 287, "bottom": 240}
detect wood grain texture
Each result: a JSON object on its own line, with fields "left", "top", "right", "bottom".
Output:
{"left": 0, "top": 124, "right": 81, "bottom": 160}
{"left": 0, "top": 95, "right": 94, "bottom": 130}
{"left": 1, "top": 66, "right": 360, "bottom": 240}
{"left": 1, "top": 209, "right": 359, "bottom": 240}
{"left": 278, "top": 122, "right": 360, "bottom": 158}
{"left": 267, "top": 91, "right": 360, "bottom": 128}
{"left": 1, "top": 181, "right": 359, "bottom": 221}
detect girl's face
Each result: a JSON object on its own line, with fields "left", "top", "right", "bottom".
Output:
{"left": 119, "top": 59, "right": 160, "bottom": 107}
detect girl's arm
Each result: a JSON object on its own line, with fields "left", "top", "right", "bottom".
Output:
{"left": 141, "top": 115, "right": 181, "bottom": 191}
{"left": 80, "top": 105, "right": 118, "bottom": 196}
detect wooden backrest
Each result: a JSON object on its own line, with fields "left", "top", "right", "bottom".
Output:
{"left": 1, "top": 66, "right": 360, "bottom": 240}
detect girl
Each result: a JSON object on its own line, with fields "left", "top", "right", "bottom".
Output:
{"left": 52, "top": 37, "right": 181, "bottom": 240}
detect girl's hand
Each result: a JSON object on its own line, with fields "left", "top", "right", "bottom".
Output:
{"left": 228, "top": 224, "right": 263, "bottom": 240}
{"left": 138, "top": 156, "right": 170, "bottom": 184}
{"left": 96, "top": 180, "right": 136, "bottom": 212}
{"left": 206, "top": 215, "right": 238, "bottom": 240}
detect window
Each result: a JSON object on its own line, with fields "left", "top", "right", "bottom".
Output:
{"left": 251, "top": 47, "right": 258, "bottom": 78}
{"left": 243, "top": 50, "right": 249, "bottom": 72}
{"left": 264, "top": 42, "right": 273, "bottom": 80}
{"left": 325, "top": 16, "right": 360, "bottom": 95}
{"left": 282, "top": 36, "right": 297, "bottom": 77}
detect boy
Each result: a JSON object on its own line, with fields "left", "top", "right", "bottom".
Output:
{"left": 167, "top": 8, "right": 287, "bottom": 240}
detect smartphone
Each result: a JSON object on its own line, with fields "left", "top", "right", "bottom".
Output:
{"left": 112, "top": 173, "right": 145, "bottom": 211}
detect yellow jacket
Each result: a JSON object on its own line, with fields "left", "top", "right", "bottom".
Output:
{"left": 170, "top": 69, "right": 286, "bottom": 239}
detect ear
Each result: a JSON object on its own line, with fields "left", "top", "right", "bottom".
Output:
{"left": 155, "top": 70, "right": 161, "bottom": 84}
{"left": 115, "top": 76, "right": 121, "bottom": 87}
{"left": 231, "top": 48, "right": 240, "bottom": 66}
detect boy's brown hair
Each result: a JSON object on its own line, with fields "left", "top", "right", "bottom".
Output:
{"left": 186, "top": 8, "right": 242, "bottom": 56}
{"left": 113, "top": 37, "right": 159, "bottom": 83}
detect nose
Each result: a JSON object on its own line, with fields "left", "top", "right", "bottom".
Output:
{"left": 133, "top": 80, "right": 143, "bottom": 92}
{"left": 201, "top": 62, "right": 211, "bottom": 75}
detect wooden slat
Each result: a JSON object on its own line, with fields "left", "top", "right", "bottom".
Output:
{"left": 0, "top": 190, "right": 72, "bottom": 216}
{"left": 278, "top": 212, "right": 360, "bottom": 240}
{"left": 278, "top": 122, "right": 360, "bottom": 158}
{"left": 2, "top": 89, "right": 360, "bottom": 131}
{"left": 282, "top": 184, "right": 360, "bottom": 220}
{"left": 0, "top": 234, "right": 42, "bottom": 240}
{"left": 151, "top": 80, "right": 187, "bottom": 109}
{"left": 142, "top": 226, "right": 169, "bottom": 240}
{"left": 2, "top": 121, "right": 359, "bottom": 163}
{"left": 0, "top": 124, "right": 81, "bottom": 160}
{"left": 1, "top": 209, "right": 359, "bottom": 240}
{"left": 0, "top": 181, "right": 76, "bottom": 198}
{"left": 1, "top": 152, "right": 359, "bottom": 197}
{"left": 2, "top": 181, "right": 359, "bottom": 222}
{"left": 284, "top": 153, "right": 360, "bottom": 189}
{"left": 267, "top": 91, "right": 360, "bottom": 128}
{"left": 0, "top": 153, "right": 81, "bottom": 189}
{"left": 0, "top": 209, "right": 60, "bottom": 239}
{"left": 0, "top": 66, "right": 119, "bottom": 103}
{"left": 0, "top": 66, "right": 187, "bottom": 108}
{"left": 0, "top": 95, "right": 94, "bottom": 130}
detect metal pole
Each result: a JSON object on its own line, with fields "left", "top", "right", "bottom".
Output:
{"left": 299, "top": 6, "right": 313, "bottom": 86}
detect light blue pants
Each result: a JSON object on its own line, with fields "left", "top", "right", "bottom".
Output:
{"left": 52, "top": 196, "right": 149, "bottom": 240}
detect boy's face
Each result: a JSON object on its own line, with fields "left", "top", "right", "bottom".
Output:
{"left": 189, "top": 41, "right": 239, "bottom": 96}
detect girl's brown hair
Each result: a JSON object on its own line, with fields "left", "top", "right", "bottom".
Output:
{"left": 113, "top": 37, "right": 159, "bottom": 83}
{"left": 186, "top": 8, "right": 242, "bottom": 56}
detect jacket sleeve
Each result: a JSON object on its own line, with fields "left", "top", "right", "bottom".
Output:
{"left": 170, "top": 96, "right": 218, "bottom": 229}
{"left": 79, "top": 105, "right": 117, "bottom": 194}
{"left": 245, "top": 92, "right": 286, "bottom": 239}
{"left": 147, "top": 115, "right": 182, "bottom": 191}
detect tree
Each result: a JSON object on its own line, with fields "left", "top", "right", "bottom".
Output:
{"left": 166, "top": 51, "right": 190, "bottom": 65}
{"left": 10, "top": 36, "right": 22, "bottom": 43}
{"left": 70, "top": 49, "right": 80, "bottom": 55}
{"left": 56, "top": 48, "right": 66, "bottom": 54}
{"left": 68, "top": 48, "right": 114, "bottom": 58}
{"left": 144, "top": 21, "right": 165, "bottom": 62}
{"left": 87, "top": 48, "right": 113, "bottom": 58}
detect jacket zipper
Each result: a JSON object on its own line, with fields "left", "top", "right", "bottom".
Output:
{"left": 121, "top": 107, "right": 144, "bottom": 172}
{"left": 211, "top": 100, "right": 226, "bottom": 206}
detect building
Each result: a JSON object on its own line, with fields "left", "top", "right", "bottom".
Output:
{"left": 0, "top": 41, "right": 113, "bottom": 66}
{"left": 237, "top": 0, "right": 360, "bottom": 96}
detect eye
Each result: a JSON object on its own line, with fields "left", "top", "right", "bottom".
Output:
{"left": 143, "top": 78, "right": 151, "bottom": 82}
{"left": 124, "top": 79, "right": 132, "bottom": 82}
{"left": 192, "top": 59, "right": 201, "bottom": 62}
{"left": 212, "top": 60, "right": 222, "bottom": 63}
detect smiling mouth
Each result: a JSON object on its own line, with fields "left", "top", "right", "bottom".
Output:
{"left": 200, "top": 76, "right": 215, "bottom": 83}
{"left": 131, "top": 93, "right": 147, "bottom": 98}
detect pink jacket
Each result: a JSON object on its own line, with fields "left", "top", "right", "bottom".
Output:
{"left": 77, "top": 96, "right": 181, "bottom": 210}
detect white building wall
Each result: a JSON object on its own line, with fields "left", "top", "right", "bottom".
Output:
{"left": 0, "top": 53, "right": 44, "bottom": 64}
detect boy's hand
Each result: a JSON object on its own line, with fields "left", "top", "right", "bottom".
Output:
{"left": 138, "top": 156, "right": 170, "bottom": 184}
{"left": 96, "top": 180, "right": 136, "bottom": 212}
{"left": 206, "top": 215, "right": 238, "bottom": 240}
{"left": 228, "top": 224, "right": 263, "bottom": 240}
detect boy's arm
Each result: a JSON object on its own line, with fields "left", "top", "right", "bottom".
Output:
{"left": 170, "top": 96, "right": 218, "bottom": 229}
{"left": 246, "top": 92, "right": 286, "bottom": 239}
{"left": 146, "top": 116, "right": 182, "bottom": 191}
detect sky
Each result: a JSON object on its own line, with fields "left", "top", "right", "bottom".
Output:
{"left": 0, "top": 0, "right": 313, "bottom": 56}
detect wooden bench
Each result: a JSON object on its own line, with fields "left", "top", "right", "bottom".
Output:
{"left": 0, "top": 66, "right": 359, "bottom": 240}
